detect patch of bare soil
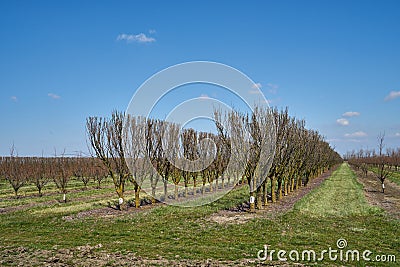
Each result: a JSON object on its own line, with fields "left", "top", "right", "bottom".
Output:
{"left": 208, "top": 210, "right": 256, "bottom": 224}
{"left": 62, "top": 200, "right": 164, "bottom": 221}
{"left": 208, "top": 167, "right": 337, "bottom": 224}
{"left": 353, "top": 168, "right": 400, "bottom": 220}
{"left": 0, "top": 245, "right": 307, "bottom": 267}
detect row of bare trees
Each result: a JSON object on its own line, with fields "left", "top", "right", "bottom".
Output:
{"left": 346, "top": 134, "right": 399, "bottom": 193}
{"left": 214, "top": 107, "right": 342, "bottom": 211}
{"left": 0, "top": 152, "right": 108, "bottom": 200}
{"left": 86, "top": 107, "right": 341, "bottom": 211}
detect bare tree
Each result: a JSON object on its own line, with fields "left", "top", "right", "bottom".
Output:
{"left": 86, "top": 111, "right": 131, "bottom": 210}
{"left": 214, "top": 106, "right": 275, "bottom": 212}
{"left": 155, "top": 130, "right": 171, "bottom": 200}
{"left": 3, "top": 145, "right": 26, "bottom": 197}
{"left": 53, "top": 153, "right": 72, "bottom": 203}
{"left": 90, "top": 158, "right": 108, "bottom": 189}
{"left": 124, "top": 115, "right": 148, "bottom": 208}
{"left": 164, "top": 122, "right": 181, "bottom": 199}
{"left": 376, "top": 133, "right": 390, "bottom": 193}
{"left": 197, "top": 132, "right": 215, "bottom": 195}
{"left": 146, "top": 118, "right": 162, "bottom": 204}
{"left": 32, "top": 156, "right": 51, "bottom": 196}
{"left": 348, "top": 141, "right": 400, "bottom": 194}
{"left": 0, "top": 157, "right": 4, "bottom": 184}
{"left": 74, "top": 156, "right": 91, "bottom": 190}
{"left": 181, "top": 128, "right": 197, "bottom": 197}
{"left": 268, "top": 108, "right": 290, "bottom": 203}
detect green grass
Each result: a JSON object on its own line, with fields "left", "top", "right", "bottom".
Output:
{"left": 0, "top": 163, "right": 399, "bottom": 266}
{"left": 386, "top": 170, "right": 400, "bottom": 186}
{"left": 294, "top": 163, "right": 381, "bottom": 217}
{"left": 390, "top": 171, "right": 400, "bottom": 186}
{"left": 0, "top": 176, "right": 113, "bottom": 198}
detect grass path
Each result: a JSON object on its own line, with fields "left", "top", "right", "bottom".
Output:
{"left": 294, "top": 162, "right": 381, "bottom": 217}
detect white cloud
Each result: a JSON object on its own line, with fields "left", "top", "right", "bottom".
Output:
{"left": 344, "top": 131, "right": 367, "bottom": 138}
{"left": 336, "top": 118, "right": 349, "bottom": 126}
{"left": 384, "top": 91, "right": 400, "bottom": 101}
{"left": 251, "top": 82, "right": 279, "bottom": 94}
{"left": 267, "top": 83, "right": 279, "bottom": 94}
{"left": 48, "top": 93, "right": 61, "bottom": 99}
{"left": 327, "top": 138, "right": 362, "bottom": 143}
{"left": 326, "top": 138, "right": 341, "bottom": 143}
{"left": 116, "top": 33, "right": 156, "bottom": 43}
{"left": 395, "top": 133, "right": 400, "bottom": 137}
{"left": 199, "top": 94, "right": 210, "bottom": 100}
{"left": 248, "top": 89, "right": 262, "bottom": 95}
{"left": 10, "top": 96, "right": 17, "bottom": 102}
{"left": 249, "top": 83, "right": 263, "bottom": 94}
{"left": 342, "top": 111, "right": 360, "bottom": 117}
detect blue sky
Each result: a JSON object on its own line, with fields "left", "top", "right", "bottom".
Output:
{"left": 0, "top": 0, "right": 399, "bottom": 156}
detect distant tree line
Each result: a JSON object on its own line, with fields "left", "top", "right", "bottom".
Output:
{"left": 0, "top": 148, "right": 108, "bottom": 200}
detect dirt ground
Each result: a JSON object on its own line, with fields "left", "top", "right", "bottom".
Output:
{"left": 0, "top": 244, "right": 265, "bottom": 267}
{"left": 352, "top": 167, "right": 400, "bottom": 220}
{"left": 0, "top": 244, "right": 309, "bottom": 267}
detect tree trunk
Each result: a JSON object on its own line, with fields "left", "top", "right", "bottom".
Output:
{"left": 151, "top": 187, "right": 156, "bottom": 204}
{"left": 262, "top": 181, "right": 268, "bottom": 206}
{"left": 116, "top": 185, "right": 127, "bottom": 211}
{"left": 256, "top": 187, "right": 263, "bottom": 210}
{"left": 271, "top": 177, "right": 277, "bottom": 203}
{"left": 249, "top": 191, "right": 255, "bottom": 212}
{"left": 174, "top": 184, "right": 179, "bottom": 199}
{"left": 277, "top": 179, "right": 283, "bottom": 200}
{"left": 294, "top": 177, "right": 298, "bottom": 190}
{"left": 134, "top": 184, "right": 140, "bottom": 208}
{"left": 291, "top": 177, "right": 295, "bottom": 192}
{"left": 283, "top": 178, "right": 289, "bottom": 196}
{"left": 163, "top": 180, "right": 168, "bottom": 201}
